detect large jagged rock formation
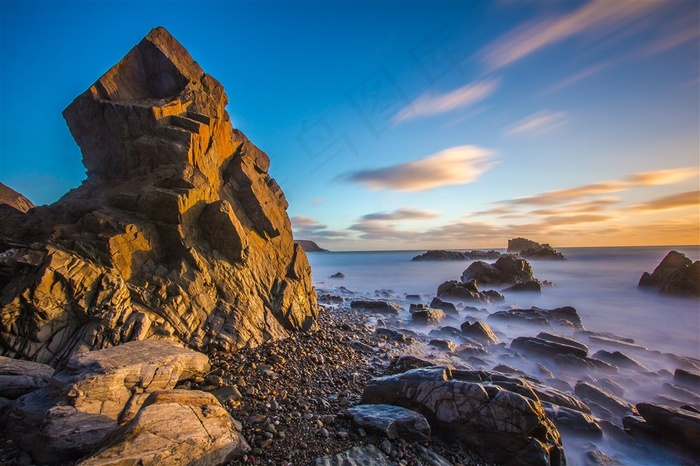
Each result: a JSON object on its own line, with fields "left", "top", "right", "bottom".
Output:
{"left": 0, "top": 182, "right": 34, "bottom": 213}
{"left": 0, "top": 27, "right": 317, "bottom": 365}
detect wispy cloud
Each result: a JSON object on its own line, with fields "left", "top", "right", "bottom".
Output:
{"left": 506, "top": 167, "right": 697, "bottom": 206}
{"left": 361, "top": 207, "right": 439, "bottom": 221}
{"left": 632, "top": 190, "right": 700, "bottom": 212}
{"left": 645, "top": 14, "right": 700, "bottom": 55}
{"left": 542, "top": 63, "right": 609, "bottom": 94}
{"left": 393, "top": 79, "right": 499, "bottom": 123}
{"left": 341, "top": 145, "right": 497, "bottom": 192}
{"left": 504, "top": 110, "right": 568, "bottom": 136}
{"left": 309, "top": 198, "right": 324, "bottom": 205}
{"left": 291, "top": 215, "right": 349, "bottom": 239}
{"left": 625, "top": 168, "right": 698, "bottom": 186}
{"left": 481, "top": 0, "right": 666, "bottom": 71}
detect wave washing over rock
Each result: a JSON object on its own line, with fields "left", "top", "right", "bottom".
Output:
{"left": 0, "top": 27, "right": 317, "bottom": 366}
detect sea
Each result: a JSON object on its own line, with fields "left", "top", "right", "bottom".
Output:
{"left": 308, "top": 246, "right": 700, "bottom": 360}
{"left": 307, "top": 245, "right": 700, "bottom": 465}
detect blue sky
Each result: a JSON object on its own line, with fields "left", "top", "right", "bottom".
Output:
{"left": 1, "top": 1, "right": 698, "bottom": 250}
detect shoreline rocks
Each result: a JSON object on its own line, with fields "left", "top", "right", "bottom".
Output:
{"left": 638, "top": 250, "right": 700, "bottom": 296}
{"left": 361, "top": 366, "right": 565, "bottom": 466}
{"left": 461, "top": 254, "right": 537, "bottom": 286}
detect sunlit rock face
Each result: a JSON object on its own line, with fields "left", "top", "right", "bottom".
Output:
{"left": 0, "top": 27, "right": 318, "bottom": 365}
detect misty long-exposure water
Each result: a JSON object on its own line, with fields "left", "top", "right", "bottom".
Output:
{"left": 309, "top": 246, "right": 699, "bottom": 359}
{"left": 308, "top": 246, "right": 700, "bottom": 465}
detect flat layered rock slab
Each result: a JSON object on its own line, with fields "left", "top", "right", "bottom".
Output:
{"left": 313, "top": 444, "right": 392, "bottom": 466}
{"left": 0, "top": 356, "right": 54, "bottom": 399}
{"left": 80, "top": 390, "right": 250, "bottom": 466}
{"left": 5, "top": 340, "right": 211, "bottom": 465}
{"left": 346, "top": 403, "right": 431, "bottom": 442}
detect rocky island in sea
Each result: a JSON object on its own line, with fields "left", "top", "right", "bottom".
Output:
{"left": 1, "top": 27, "right": 699, "bottom": 466}
{"left": 296, "top": 239, "right": 329, "bottom": 252}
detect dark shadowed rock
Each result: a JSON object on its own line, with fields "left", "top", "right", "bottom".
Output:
{"left": 295, "top": 240, "right": 329, "bottom": 252}
{"left": 624, "top": 403, "right": 700, "bottom": 455}
{"left": 429, "top": 297, "right": 459, "bottom": 317}
{"left": 537, "top": 332, "right": 588, "bottom": 354}
{"left": 436, "top": 280, "right": 505, "bottom": 303}
{"left": 488, "top": 306, "right": 583, "bottom": 330}
{"left": 0, "top": 27, "right": 317, "bottom": 366}
{"left": 512, "top": 336, "right": 588, "bottom": 359}
{"left": 411, "top": 309, "right": 446, "bottom": 325}
{"left": 0, "top": 183, "right": 34, "bottom": 213}
{"left": 638, "top": 251, "right": 700, "bottom": 296}
{"left": 0, "top": 356, "right": 54, "bottom": 399}
{"left": 314, "top": 444, "right": 392, "bottom": 466}
{"left": 460, "top": 321, "right": 499, "bottom": 345}
{"left": 361, "top": 367, "right": 565, "bottom": 466}
{"left": 575, "top": 381, "right": 635, "bottom": 417}
{"left": 542, "top": 402, "right": 602, "bottom": 437}
{"left": 81, "top": 390, "right": 249, "bottom": 465}
{"left": 350, "top": 300, "right": 401, "bottom": 314}
{"left": 507, "top": 238, "right": 565, "bottom": 260}
{"left": 674, "top": 368, "right": 700, "bottom": 387}
{"left": 429, "top": 339, "right": 456, "bottom": 352}
{"left": 387, "top": 355, "right": 434, "bottom": 374}
{"left": 503, "top": 280, "right": 542, "bottom": 292}
{"left": 329, "top": 272, "right": 345, "bottom": 279}
{"left": 346, "top": 404, "right": 431, "bottom": 442}
{"left": 461, "top": 254, "right": 536, "bottom": 286}
{"left": 592, "top": 350, "right": 647, "bottom": 371}
{"left": 412, "top": 250, "right": 501, "bottom": 261}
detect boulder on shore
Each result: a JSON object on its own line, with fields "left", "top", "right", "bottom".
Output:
{"left": 638, "top": 251, "right": 700, "bottom": 296}
{"left": 361, "top": 367, "right": 565, "bottom": 466}
{"left": 3, "top": 340, "right": 213, "bottom": 464}
{"left": 0, "top": 27, "right": 317, "bottom": 366}
{"left": 80, "top": 390, "right": 250, "bottom": 466}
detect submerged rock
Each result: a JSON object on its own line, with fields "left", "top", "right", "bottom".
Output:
{"left": 411, "top": 308, "right": 446, "bottom": 325}
{"left": 512, "top": 336, "right": 588, "bottom": 359}
{"left": 350, "top": 300, "right": 401, "bottom": 314}
{"left": 638, "top": 250, "right": 700, "bottom": 296}
{"left": 460, "top": 321, "right": 499, "bottom": 345}
{"left": 436, "top": 280, "right": 505, "bottom": 303}
{"left": 624, "top": 403, "right": 700, "bottom": 456}
{"left": 488, "top": 306, "right": 584, "bottom": 330}
{"left": 461, "top": 254, "right": 536, "bottom": 285}
{"left": 0, "top": 27, "right": 317, "bottom": 365}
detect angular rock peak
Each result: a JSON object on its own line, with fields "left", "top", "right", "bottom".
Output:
{"left": 0, "top": 27, "right": 318, "bottom": 365}
{"left": 0, "top": 182, "right": 34, "bottom": 213}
